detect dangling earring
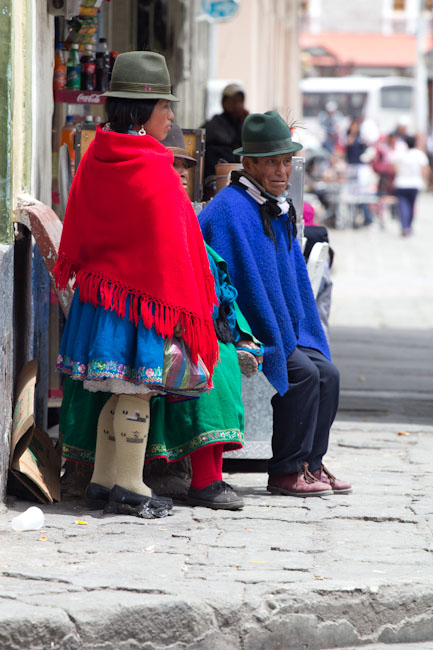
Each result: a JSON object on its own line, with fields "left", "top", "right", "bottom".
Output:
{"left": 138, "top": 125, "right": 146, "bottom": 136}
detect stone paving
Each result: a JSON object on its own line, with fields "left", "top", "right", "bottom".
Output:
{"left": 2, "top": 421, "right": 433, "bottom": 649}
{"left": 2, "top": 195, "right": 433, "bottom": 649}
{"left": 329, "top": 192, "right": 433, "bottom": 331}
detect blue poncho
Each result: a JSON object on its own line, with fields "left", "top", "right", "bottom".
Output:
{"left": 199, "top": 185, "right": 330, "bottom": 395}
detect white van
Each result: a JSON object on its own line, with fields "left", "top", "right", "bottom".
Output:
{"left": 300, "top": 76, "right": 415, "bottom": 145}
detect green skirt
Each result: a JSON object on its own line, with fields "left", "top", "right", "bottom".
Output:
{"left": 60, "top": 341, "right": 244, "bottom": 464}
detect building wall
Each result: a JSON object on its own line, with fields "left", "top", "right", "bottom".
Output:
{"left": 168, "top": 0, "right": 212, "bottom": 129}
{"left": 306, "top": 0, "right": 383, "bottom": 33}
{"left": 0, "top": 0, "right": 14, "bottom": 502}
{"left": 303, "top": 0, "right": 426, "bottom": 34}
{"left": 214, "top": 0, "right": 301, "bottom": 123}
{"left": 0, "top": 0, "right": 54, "bottom": 501}
{"left": 106, "top": 0, "right": 211, "bottom": 130}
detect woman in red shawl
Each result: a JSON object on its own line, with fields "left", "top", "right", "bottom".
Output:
{"left": 54, "top": 52, "right": 218, "bottom": 518}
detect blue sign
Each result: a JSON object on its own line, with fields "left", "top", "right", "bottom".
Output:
{"left": 201, "top": 0, "right": 240, "bottom": 21}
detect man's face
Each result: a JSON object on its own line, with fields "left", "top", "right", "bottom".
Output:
{"left": 222, "top": 92, "right": 245, "bottom": 120}
{"left": 244, "top": 153, "right": 294, "bottom": 197}
{"left": 173, "top": 158, "right": 191, "bottom": 189}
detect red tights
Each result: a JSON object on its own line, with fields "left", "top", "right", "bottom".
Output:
{"left": 190, "top": 444, "right": 224, "bottom": 490}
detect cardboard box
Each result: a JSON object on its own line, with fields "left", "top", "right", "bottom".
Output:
{"left": 9, "top": 360, "right": 61, "bottom": 503}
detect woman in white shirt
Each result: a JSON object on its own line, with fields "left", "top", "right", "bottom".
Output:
{"left": 394, "top": 135, "right": 430, "bottom": 236}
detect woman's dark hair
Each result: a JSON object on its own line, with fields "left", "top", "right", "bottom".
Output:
{"left": 105, "top": 97, "right": 159, "bottom": 133}
{"left": 405, "top": 135, "right": 416, "bottom": 149}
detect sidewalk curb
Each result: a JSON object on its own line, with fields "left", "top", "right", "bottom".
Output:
{"left": 1, "top": 581, "right": 433, "bottom": 649}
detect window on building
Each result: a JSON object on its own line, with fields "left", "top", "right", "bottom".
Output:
{"left": 302, "top": 92, "right": 367, "bottom": 118}
{"left": 380, "top": 85, "right": 413, "bottom": 110}
{"left": 393, "top": 0, "right": 405, "bottom": 10}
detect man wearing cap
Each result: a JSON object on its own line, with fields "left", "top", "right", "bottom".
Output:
{"left": 199, "top": 110, "right": 352, "bottom": 498}
{"left": 202, "top": 83, "right": 249, "bottom": 186}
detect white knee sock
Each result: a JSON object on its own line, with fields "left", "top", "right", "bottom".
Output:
{"left": 113, "top": 395, "right": 151, "bottom": 496}
{"left": 90, "top": 395, "right": 118, "bottom": 489}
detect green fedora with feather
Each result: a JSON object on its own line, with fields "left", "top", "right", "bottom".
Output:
{"left": 233, "top": 110, "right": 302, "bottom": 157}
{"left": 103, "top": 51, "right": 178, "bottom": 101}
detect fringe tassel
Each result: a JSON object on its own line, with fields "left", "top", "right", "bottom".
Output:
{"left": 53, "top": 254, "right": 220, "bottom": 376}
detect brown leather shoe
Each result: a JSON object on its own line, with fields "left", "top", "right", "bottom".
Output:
{"left": 312, "top": 464, "right": 352, "bottom": 494}
{"left": 267, "top": 462, "right": 333, "bottom": 497}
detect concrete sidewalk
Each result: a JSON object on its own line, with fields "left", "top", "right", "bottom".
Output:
{"left": 2, "top": 421, "right": 433, "bottom": 649}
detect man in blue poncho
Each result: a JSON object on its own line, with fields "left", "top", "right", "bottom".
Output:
{"left": 199, "top": 110, "right": 352, "bottom": 497}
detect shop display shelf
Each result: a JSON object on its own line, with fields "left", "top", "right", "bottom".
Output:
{"left": 54, "top": 89, "right": 106, "bottom": 104}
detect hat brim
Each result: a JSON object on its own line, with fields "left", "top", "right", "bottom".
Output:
{"left": 175, "top": 157, "right": 196, "bottom": 168}
{"left": 102, "top": 90, "right": 179, "bottom": 101}
{"left": 170, "top": 147, "right": 197, "bottom": 167}
{"left": 233, "top": 141, "right": 303, "bottom": 157}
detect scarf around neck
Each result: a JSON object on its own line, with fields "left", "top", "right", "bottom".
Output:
{"left": 54, "top": 125, "right": 219, "bottom": 373}
{"left": 230, "top": 170, "right": 297, "bottom": 248}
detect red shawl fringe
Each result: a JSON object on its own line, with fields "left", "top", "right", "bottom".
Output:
{"left": 55, "top": 253, "right": 218, "bottom": 374}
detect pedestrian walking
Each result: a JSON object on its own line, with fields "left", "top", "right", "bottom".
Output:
{"left": 199, "top": 110, "right": 352, "bottom": 497}
{"left": 393, "top": 135, "right": 430, "bottom": 236}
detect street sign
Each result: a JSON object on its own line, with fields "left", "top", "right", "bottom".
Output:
{"left": 201, "top": 0, "right": 240, "bottom": 21}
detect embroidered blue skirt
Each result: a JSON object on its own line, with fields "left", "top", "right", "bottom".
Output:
{"left": 57, "top": 288, "right": 166, "bottom": 392}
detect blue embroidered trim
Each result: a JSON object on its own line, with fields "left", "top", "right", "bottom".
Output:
{"left": 57, "top": 354, "right": 163, "bottom": 385}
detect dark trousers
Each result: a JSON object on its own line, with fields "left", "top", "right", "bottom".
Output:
{"left": 395, "top": 187, "right": 418, "bottom": 231}
{"left": 269, "top": 346, "right": 340, "bottom": 476}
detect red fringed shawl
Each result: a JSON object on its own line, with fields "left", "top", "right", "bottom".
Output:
{"left": 54, "top": 125, "right": 219, "bottom": 374}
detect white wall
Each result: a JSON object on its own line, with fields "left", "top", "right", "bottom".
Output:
{"left": 214, "top": 0, "right": 302, "bottom": 122}
{"left": 31, "top": 1, "right": 54, "bottom": 206}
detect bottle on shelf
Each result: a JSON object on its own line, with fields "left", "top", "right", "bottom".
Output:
{"left": 66, "top": 44, "right": 81, "bottom": 90}
{"left": 95, "top": 38, "right": 110, "bottom": 92}
{"left": 80, "top": 45, "right": 95, "bottom": 91}
{"left": 60, "top": 115, "right": 76, "bottom": 174}
{"left": 53, "top": 43, "right": 66, "bottom": 91}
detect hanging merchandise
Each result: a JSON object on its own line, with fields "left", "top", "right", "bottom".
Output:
{"left": 66, "top": 44, "right": 81, "bottom": 89}
{"left": 80, "top": 44, "right": 96, "bottom": 90}
{"left": 54, "top": 43, "right": 66, "bottom": 90}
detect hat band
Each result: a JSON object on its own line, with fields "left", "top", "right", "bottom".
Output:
{"left": 241, "top": 137, "right": 294, "bottom": 154}
{"left": 110, "top": 80, "right": 172, "bottom": 94}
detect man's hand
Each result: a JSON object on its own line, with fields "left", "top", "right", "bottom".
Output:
{"left": 236, "top": 338, "right": 263, "bottom": 365}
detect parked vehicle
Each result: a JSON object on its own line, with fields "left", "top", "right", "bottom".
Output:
{"left": 300, "top": 76, "right": 415, "bottom": 142}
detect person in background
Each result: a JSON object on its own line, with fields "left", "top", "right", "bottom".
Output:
{"left": 318, "top": 100, "right": 342, "bottom": 154}
{"left": 393, "top": 116, "right": 410, "bottom": 153}
{"left": 393, "top": 135, "right": 429, "bottom": 237}
{"left": 202, "top": 83, "right": 249, "bottom": 193}
{"left": 200, "top": 111, "right": 351, "bottom": 498}
{"left": 372, "top": 132, "right": 398, "bottom": 226}
{"left": 345, "top": 117, "right": 373, "bottom": 227}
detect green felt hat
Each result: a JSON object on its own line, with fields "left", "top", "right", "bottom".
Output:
{"left": 233, "top": 110, "right": 302, "bottom": 157}
{"left": 103, "top": 51, "right": 178, "bottom": 101}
